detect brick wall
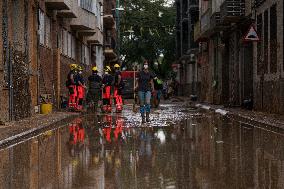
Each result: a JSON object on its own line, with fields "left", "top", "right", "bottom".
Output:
{"left": 60, "top": 55, "right": 75, "bottom": 98}
{"left": 39, "top": 46, "right": 54, "bottom": 99}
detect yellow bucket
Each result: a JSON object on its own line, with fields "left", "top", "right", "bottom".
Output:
{"left": 40, "top": 103, "right": 52, "bottom": 114}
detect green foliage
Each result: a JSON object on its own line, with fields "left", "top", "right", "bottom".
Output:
{"left": 119, "top": 0, "right": 176, "bottom": 78}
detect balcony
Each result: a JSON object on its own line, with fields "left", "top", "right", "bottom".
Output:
{"left": 104, "top": 47, "right": 117, "bottom": 60}
{"left": 210, "top": 12, "right": 227, "bottom": 32}
{"left": 70, "top": 8, "right": 96, "bottom": 30}
{"left": 220, "top": 0, "right": 245, "bottom": 23}
{"left": 86, "top": 29, "right": 103, "bottom": 45}
{"left": 254, "top": 0, "right": 265, "bottom": 7}
{"left": 78, "top": 30, "right": 96, "bottom": 36}
{"left": 45, "top": 0, "right": 71, "bottom": 10}
{"left": 103, "top": 15, "right": 115, "bottom": 29}
{"left": 56, "top": 0, "right": 77, "bottom": 18}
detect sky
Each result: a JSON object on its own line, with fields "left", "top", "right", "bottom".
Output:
{"left": 165, "top": 0, "right": 174, "bottom": 6}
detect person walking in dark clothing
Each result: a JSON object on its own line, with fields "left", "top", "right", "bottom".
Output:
{"left": 135, "top": 61, "right": 155, "bottom": 123}
{"left": 86, "top": 66, "right": 102, "bottom": 112}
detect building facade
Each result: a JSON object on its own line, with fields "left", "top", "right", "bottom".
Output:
{"left": 0, "top": 0, "right": 104, "bottom": 122}
{"left": 176, "top": 0, "right": 284, "bottom": 114}
{"left": 176, "top": 0, "right": 200, "bottom": 96}
{"left": 103, "top": 0, "right": 117, "bottom": 67}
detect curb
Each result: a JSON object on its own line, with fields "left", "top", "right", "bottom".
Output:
{"left": 0, "top": 114, "right": 80, "bottom": 150}
{"left": 195, "top": 103, "right": 284, "bottom": 132}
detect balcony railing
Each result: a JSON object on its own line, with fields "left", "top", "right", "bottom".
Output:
{"left": 220, "top": 0, "right": 245, "bottom": 23}
{"left": 45, "top": 0, "right": 71, "bottom": 10}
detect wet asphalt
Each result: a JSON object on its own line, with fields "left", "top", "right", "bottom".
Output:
{"left": 0, "top": 102, "right": 284, "bottom": 189}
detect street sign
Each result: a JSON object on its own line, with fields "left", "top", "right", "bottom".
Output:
{"left": 243, "top": 25, "right": 260, "bottom": 42}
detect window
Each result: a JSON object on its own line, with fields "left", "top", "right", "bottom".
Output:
{"left": 85, "top": 46, "right": 90, "bottom": 65}
{"left": 67, "top": 32, "right": 72, "bottom": 57}
{"left": 270, "top": 4, "right": 277, "bottom": 73}
{"left": 39, "top": 9, "right": 45, "bottom": 45}
{"left": 46, "top": 16, "right": 51, "bottom": 48}
{"left": 72, "top": 36, "right": 76, "bottom": 59}
{"left": 81, "top": 44, "right": 85, "bottom": 64}
{"left": 38, "top": 9, "right": 52, "bottom": 48}
{"left": 79, "top": 0, "right": 96, "bottom": 14}
{"left": 58, "top": 27, "right": 62, "bottom": 52}
{"left": 96, "top": 2, "right": 102, "bottom": 30}
{"left": 80, "top": 44, "right": 90, "bottom": 65}
{"left": 63, "top": 29, "right": 68, "bottom": 56}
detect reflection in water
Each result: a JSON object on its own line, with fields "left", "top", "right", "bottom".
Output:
{"left": 0, "top": 113, "right": 284, "bottom": 188}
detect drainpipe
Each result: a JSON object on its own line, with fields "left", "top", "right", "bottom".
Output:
{"left": 2, "top": 0, "right": 14, "bottom": 121}
{"left": 36, "top": 2, "right": 40, "bottom": 106}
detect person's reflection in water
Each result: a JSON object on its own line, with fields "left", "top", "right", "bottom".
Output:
{"left": 114, "top": 116, "right": 125, "bottom": 142}
{"left": 67, "top": 118, "right": 85, "bottom": 157}
{"left": 102, "top": 115, "right": 113, "bottom": 143}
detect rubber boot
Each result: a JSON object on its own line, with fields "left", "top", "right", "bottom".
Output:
{"left": 141, "top": 113, "right": 146, "bottom": 124}
{"left": 146, "top": 112, "right": 150, "bottom": 122}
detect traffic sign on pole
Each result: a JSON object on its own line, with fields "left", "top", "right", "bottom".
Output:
{"left": 243, "top": 24, "right": 260, "bottom": 42}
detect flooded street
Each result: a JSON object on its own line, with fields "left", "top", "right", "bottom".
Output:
{"left": 0, "top": 102, "right": 284, "bottom": 189}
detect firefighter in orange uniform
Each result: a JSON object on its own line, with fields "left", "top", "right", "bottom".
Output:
{"left": 66, "top": 64, "right": 78, "bottom": 109}
{"left": 102, "top": 66, "right": 113, "bottom": 113}
{"left": 76, "top": 65, "right": 86, "bottom": 111}
{"left": 113, "top": 64, "right": 124, "bottom": 112}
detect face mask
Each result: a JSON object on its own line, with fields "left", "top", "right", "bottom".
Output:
{"left": 144, "top": 65, "right": 148, "bottom": 69}
{"left": 79, "top": 71, "right": 82, "bottom": 74}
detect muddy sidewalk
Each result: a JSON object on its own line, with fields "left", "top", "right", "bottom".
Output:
{"left": 0, "top": 112, "right": 79, "bottom": 149}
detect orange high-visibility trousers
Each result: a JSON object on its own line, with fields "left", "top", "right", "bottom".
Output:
{"left": 68, "top": 85, "right": 77, "bottom": 108}
{"left": 102, "top": 86, "right": 112, "bottom": 112}
{"left": 114, "top": 87, "right": 123, "bottom": 111}
{"left": 69, "top": 124, "right": 79, "bottom": 145}
{"left": 77, "top": 85, "right": 85, "bottom": 110}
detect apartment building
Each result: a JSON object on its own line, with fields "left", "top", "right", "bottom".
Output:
{"left": 176, "top": 0, "right": 200, "bottom": 96}
{"left": 177, "top": 0, "right": 283, "bottom": 114}
{"left": 103, "top": 0, "right": 118, "bottom": 67}
{"left": 0, "top": 0, "right": 104, "bottom": 122}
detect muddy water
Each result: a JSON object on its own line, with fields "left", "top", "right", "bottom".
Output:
{"left": 0, "top": 105, "right": 284, "bottom": 189}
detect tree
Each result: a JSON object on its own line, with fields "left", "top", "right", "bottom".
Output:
{"left": 119, "top": 0, "right": 176, "bottom": 78}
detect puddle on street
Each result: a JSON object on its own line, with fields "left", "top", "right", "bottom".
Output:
{"left": 0, "top": 105, "right": 284, "bottom": 189}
